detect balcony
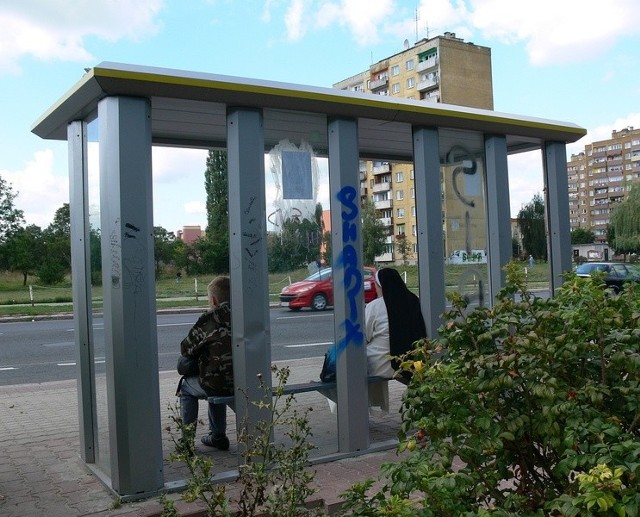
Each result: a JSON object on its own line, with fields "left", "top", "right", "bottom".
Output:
{"left": 378, "top": 217, "right": 392, "bottom": 227}
{"left": 416, "top": 56, "right": 438, "bottom": 73}
{"left": 369, "top": 77, "right": 388, "bottom": 91}
{"left": 372, "top": 182, "right": 391, "bottom": 193}
{"left": 423, "top": 91, "right": 439, "bottom": 103}
{"left": 374, "top": 199, "right": 392, "bottom": 210}
{"left": 374, "top": 252, "right": 393, "bottom": 262}
{"left": 372, "top": 162, "right": 390, "bottom": 175}
{"left": 417, "top": 74, "right": 439, "bottom": 91}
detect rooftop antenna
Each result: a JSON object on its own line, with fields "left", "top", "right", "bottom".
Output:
{"left": 415, "top": 6, "right": 419, "bottom": 41}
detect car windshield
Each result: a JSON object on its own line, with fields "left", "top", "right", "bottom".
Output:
{"left": 304, "top": 268, "right": 332, "bottom": 282}
{"left": 576, "top": 263, "right": 610, "bottom": 274}
{"left": 627, "top": 264, "right": 640, "bottom": 277}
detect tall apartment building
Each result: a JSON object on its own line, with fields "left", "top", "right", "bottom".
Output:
{"left": 567, "top": 126, "right": 640, "bottom": 242}
{"left": 333, "top": 32, "right": 493, "bottom": 263}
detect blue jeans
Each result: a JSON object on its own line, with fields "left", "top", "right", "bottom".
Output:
{"left": 179, "top": 375, "right": 227, "bottom": 437}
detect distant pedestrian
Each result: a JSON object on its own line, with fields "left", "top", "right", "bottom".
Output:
{"left": 528, "top": 255, "right": 534, "bottom": 269}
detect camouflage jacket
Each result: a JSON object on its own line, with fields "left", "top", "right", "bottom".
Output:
{"left": 179, "top": 302, "right": 233, "bottom": 396}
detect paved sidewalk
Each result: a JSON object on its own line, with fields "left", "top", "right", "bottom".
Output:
{"left": 0, "top": 358, "right": 406, "bottom": 516}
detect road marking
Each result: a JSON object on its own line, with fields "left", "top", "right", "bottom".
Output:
{"left": 67, "top": 326, "right": 104, "bottom": 331}
{"left": 277, "top": 314, "right": 333, "bottom": 320}
{"left": 67, "top": 323, "right": 189, "bottom": 331}
{"left": 285, "top": 342, "right": 332, "bottom": 348}
{"left": 0, "top": 367, "right": 17, "bottom": 371}
{"left": 58, "top": 358, "right": 105, "bottom": 367}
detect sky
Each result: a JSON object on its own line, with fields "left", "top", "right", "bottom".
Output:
{"left": 1, "top": 0, "right": 640, "bottom": 235}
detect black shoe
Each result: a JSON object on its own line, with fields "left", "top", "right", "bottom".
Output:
{"left": 201, "top": 433, "right": 230, "bottom": 451}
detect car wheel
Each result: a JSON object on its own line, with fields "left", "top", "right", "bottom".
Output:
{"left": 605, "top": 285, "right": 620, "bottom": 295}
{"left": 311, "top": 293, "right": 328, "bottom": 311}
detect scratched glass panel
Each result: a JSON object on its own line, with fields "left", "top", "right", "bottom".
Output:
{"left": 439, "top": 129, "right": 489, "bottom": 310}
{"left": 86, "top": 118, "right": 111, "bottom": 476}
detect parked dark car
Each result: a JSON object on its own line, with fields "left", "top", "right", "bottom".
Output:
{"left": 575, "top": 262, "right": 640, "bottom": 293}
{"left": 279, "top": 266, "right": 378, "bottom": 311}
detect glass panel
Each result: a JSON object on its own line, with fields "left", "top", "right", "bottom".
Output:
{"left": 440, "top": 129, "right": 489, "bottom": 309}
{"left": 86, "top": 118, "right": 110, "bottom": 475}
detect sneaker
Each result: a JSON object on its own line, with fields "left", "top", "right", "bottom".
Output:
{"left": 201, "top": 433, "right": 230, "bottom": 451}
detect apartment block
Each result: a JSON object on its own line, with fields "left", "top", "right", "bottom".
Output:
{"left": 334, "top": 32, "right": 493, "bottom": 264}
{"left": 567, "top": 126, "right": 640, "bottom": 242}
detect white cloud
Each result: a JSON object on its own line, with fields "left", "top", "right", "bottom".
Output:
{"left": 284, "top": 0, "right": 306, "bottom": 41}
{"left": 467, "top": 0, "right": 640, "bottom": 66}
{"left": 314, "top": 0, "right": 396, "bottom": 46}
{"left": 2, "top": 148, "right": 69, "bottom": 228}
{"left": 184, "top": 200, "right": 206, "bottom": 215}
{"left": 152, "top": 147, "right": 208, "bottom": 184}
{"left": 0, "top": 0, "right": 163, "bottom": 74}
{"left": 508, "top": 151, "right": 543, "bottom": 216}
{"left": 582, "top": 113, "right": 640, "bottom": 148}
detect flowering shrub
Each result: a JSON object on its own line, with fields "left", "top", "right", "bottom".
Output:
{"left": 340, "top": 262, "right": 640, "bottom": 516}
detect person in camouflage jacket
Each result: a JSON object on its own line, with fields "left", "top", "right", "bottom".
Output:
{"left": 177, "top": 275, "right": 233, "bottom": 451}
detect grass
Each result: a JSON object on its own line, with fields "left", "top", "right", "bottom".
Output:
{"left": 0, "top": 261, "right": 551, "bottom": 317}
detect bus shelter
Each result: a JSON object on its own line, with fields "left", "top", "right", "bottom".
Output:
{"left": 32, "top": 62, "right": 586, "bottom": 498}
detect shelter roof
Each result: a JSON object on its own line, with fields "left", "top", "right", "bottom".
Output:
{"left": 32, "top": 62, "right": 586, "bottom": 160}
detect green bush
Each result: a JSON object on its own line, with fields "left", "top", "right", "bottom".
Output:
{"left": 340, "top": 262, "right": 640, "bottom": 516}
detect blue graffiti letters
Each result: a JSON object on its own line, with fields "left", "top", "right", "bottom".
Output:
{"left": 334, "top": 185, "right": 364, "bottom": 360}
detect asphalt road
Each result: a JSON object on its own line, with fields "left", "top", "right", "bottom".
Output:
{"left": 0, "top": 308, "right": 336, "bottom": 386}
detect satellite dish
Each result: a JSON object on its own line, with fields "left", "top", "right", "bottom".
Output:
{"left": 403, "top": 39, "right": 410, "bottom": 49}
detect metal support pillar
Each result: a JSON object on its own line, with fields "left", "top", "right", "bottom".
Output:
{"left": 226, "top": 107, "right": 272, "bottom": 440}
{"left": 328, "top": 117, "right": 369, "bottom": 452}
{"left": 68, "top": 120, "right": 97, "bottom": 463}
{"left": 484, "top": 134, "right": 512, "bottom": 302}
{"left": 543, "top": 141, "right": 572, "bottom": 294}
{"left": 98, "top": 96, "right": 163, "bottom": 496}
{"left": 412, "top": 127, "right": 445, "bottom": 338}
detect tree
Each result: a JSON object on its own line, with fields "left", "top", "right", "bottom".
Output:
{"left": 204, "top": 149, "right": 229, "bottom": 272}
{"left": 361, "top": 197, "right": 386, "bottom": 266}
{"left": 3, "top": 225, "right": 43, "bottom": 285}
{"left": 517, "top": 193, "right": 547, "bottom": 260}
{"left": 0, "top": 174, "right": 25, "bottom": 243}
{"left": 395, "top": 233, "right": 412, "bottom": 265}
{"left": 267, "top": 215, "right": 322, "bottom": 272}
{"left": 42, "top": 203, "right": 71, "bottom": 273}
{"left": 570, "top": 227, "right": 595, "bottom": 245}
{"left": 153, "top": 226, "right": 178, "bottom": 275}
{"left": 610, "top": 182, "right": 640, "bottom": 255}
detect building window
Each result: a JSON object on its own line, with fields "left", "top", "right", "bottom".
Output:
{"left": 406, "top": 59, "right": 414, "bottom": 71}
{"left": 397, "top": 223, "right": 405, "bottom": 234}
{"left": 391, "top": 64, "right": 400, "bottom": 76}
{"left": 411, "top": 205, "right": 416, "bottom": 217}
{"left": 396, "top": 190, "right": 404, "bottom": 200}
{"left": 392, "top": 82, "right": 400, "bottom": 94}
{"left": 406, "top": 77, "right": 415, "bottom": 89}
{"left": 410, "top": 187, "right": 415, "bottom": 198}
{"left": 412, "top": 225, "right": 416, "bottom": 236}
{"left": 396, "top": 171, "right": 404, "bottom": 182}
{"left": 397, "top": 208, "right": 405, "bottom": 219}
{"left": 410, "top": 169, "right": 414, "bottom": 179}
